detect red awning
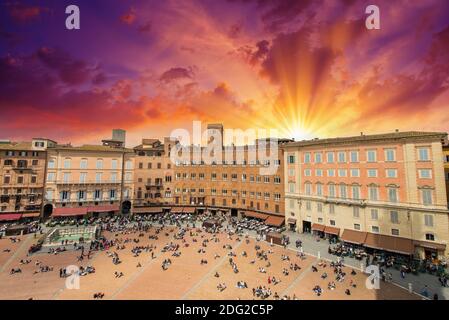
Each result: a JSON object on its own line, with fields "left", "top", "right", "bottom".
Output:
{"left": 87, "top": 205, "right": 119, "bottom": 213}
{"left": 311, "top": 223, "right": 325, "bottom": 232}
{"left": 21, "top": 212, "right": 41, "bottom": 218}
{"left": 265, "top": 215, "right": 285, "bottom": 227}
{"left": 341, "top": 229, "right": 367, "bottom": 245}
{"left": 0, "top": 213, "right": 22, "bottom": 221}
{"left": 170, "top": 207, "right": 184, "bottom": 214}
{"left": 244, "top": 211, "right": 269, "bottom": 220}
{"left": 133, "top": 207, "right": 163, "bottom": 214}
{"left": 183, "top": 207, "right": 196, "bottom": 214}
{"left": 324, "top": 226, "right": 340, "bottom": 236}
{"left": 52, "top": 207, "right": 88, "bottom": 217}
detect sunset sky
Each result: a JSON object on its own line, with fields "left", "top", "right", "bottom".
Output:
{"left": 0, "top": 0, "right": 448, "bottom": 147}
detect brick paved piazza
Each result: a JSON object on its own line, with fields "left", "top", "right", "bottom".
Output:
{"left": 0, "top": 226, "right": 419, "bottom": 300}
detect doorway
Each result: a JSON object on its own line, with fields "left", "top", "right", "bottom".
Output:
{"left": 302, "top": 221, "right": 311, "bottom": 233}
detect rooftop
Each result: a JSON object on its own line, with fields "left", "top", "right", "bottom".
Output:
{"left": 282, "top": 131, "right": 447, "bottom": 148}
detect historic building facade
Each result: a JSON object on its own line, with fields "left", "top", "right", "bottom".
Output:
{"left": 0, "top": 138, "right": 55, "bottom": 220}
{"left": 132, "top": 137, "right": 175, "bottom": 211}
{"left": 444, "top": 144, "right": 449, "bottom": 207}
{"left": 43, "top": 134, "right": 135, "bottom": 218}
{"left": 171, "top": 139, "right": 290, "bottom": 223}
{"left": 283, "top": 131, "right": 449, "bottom": 258}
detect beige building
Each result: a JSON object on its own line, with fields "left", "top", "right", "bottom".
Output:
{"left": 283, "top": 131, "right": 449, "bottom": 259}
{"left": 0, "top": 138, "right": 55, "bottom": 221}
{"left": 444, "top": 145, "right": 449, "bottom": 207}
{"left": 43, "top": 131, "right": 135, "bottom": 218}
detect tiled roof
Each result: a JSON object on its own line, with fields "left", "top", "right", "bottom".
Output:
{"left": 0, "top": 142, "right": 33, "bottom": 150}
{"left": 283, "top": 131, "right": 447, "bottom": 148}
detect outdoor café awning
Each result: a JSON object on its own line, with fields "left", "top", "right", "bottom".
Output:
{"left": 324, "top": 226, "right": 340, "bottom": 236}
{"left": 364, "top": 233, "right": 414, "bottom": 255}
{"left": 265, "top": 215, "right": 285, "bottom": 227}
{"left": 21, "top": 212, "right": 41, "bottom": 218}
{"left": 311, "top": 223, "right": 325, "bottom": 232}
{"left": 87, "top": 204, "right": 119, "bottom": 213}
{"left": 341, "top": 229, "right": 368, "bottom": 245}
{"left": 244, "top": 211, "right": 269, "bottom": 220}
{"left": 287, "top": 218, "right": 297, "bottom": 224}
{"left": 52, "top": 207, "right": 88, "bottom": 217}
{"left": 413, "top": 240, "right": 446, "bottom": 251}
{"left": 133, "top": 207, "right": 163, "bottom": 214}
{"left": 0, "top": 213, "right": 22, "bottom": 221}
{"left": 170, "top": 207, "right": 184, "bottom": 214}
{"left": 183, "top": 207, "right": 196, "bottom": 214}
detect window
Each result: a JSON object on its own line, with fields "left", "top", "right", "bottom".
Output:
{"left": 79, "top": 172, "right": 87, "bottom": 183}
{"left": 391, "top": 229, "right": 399, "bottom": 236}
{"left": 354, "top": 224, "right": 361, "bottom": 230}
{"left": 353, "top": 207, "right": 360, "bottom": 218}
{"left": 274, "top": 176, "right": 281, "bottom": 184}
{"left": 367, "top": 169, "right": 377, "bottom": 178}
{"left": 338, "top": 152, "right": 346, "bottom": 163}
{"left": 110, "top": 189, "right": 116, "bottom": 200}
{"left": 60, "top": 191, "right": 70, "bottom": 201}
{"left": 80, "top": 159, "right": 88, "bottom": 169}
{"left": 316, "top": 169, "right": 323, "bottom": 177}
{"left": 47, "top": 172, "right": 55, "bottom": 182}
{"left": 352, "top": 185, "right": 360, "bottom": 200}
{"left": 63, "top": 158, "right": 71, "bottom": 169}
{"left": 95, "top": 172, "right": 102, "bottom": 183}
{"left": 305, "top": 182, "right": 312, "bottom": 195}
{"left": 328, "top": 184, "right": 336, "bottom": 198}
{"left": 304, "top": 153, "right": 310, "bottom": 163}
{"left": 390, "top": 211, "right": 399, "bottom": 224}
{"left": 424, "top": 214, "right": 434, "bottom": 227}
{"left": 45, "top": 190, "right": 53, "bottom": 201}
{"left": 78, "top": 190, "right": 86, "bottom": 201}
{"left": 386, "top": 169, "right": 398, "bottom": 178}
{"left": 110, "top": 172, "right": 118, "bottom": 183}
{"left": 289, "top": 183, "right": 295, "bottom": 193}
{"left": 422, "top": 189, "right": 433, "bottom": 206}
{"left": 288, "top": 155, "right": 296, "bottom": 164}
{"left": 304, "top": 169, "right": 311, "bottom": 177}
{"left": 418, "top": 169, "right": 432, "bottom": 179}
{"left": 339, "top": 184, "right": 347, "bottom": 199}
{"left": 63, "top": 173, "right": 70, "bottom": 183}
{"left": 263, "top": 176, "right": 270, "bottom": 183}
{"left": 96, "top": 159, "right": 103, "bottom": 169}
{"left": 385, "top": 149, "right": 396, "bottom": 162}
{"left": 327, "top": 169, "right": 335, "bottom": 177}
{"left": 418, "top": 147, "right": 430, "bottom": 161}
{"left": 338, "top": 169, "right": 347, "bottom": 177}
{"left": 350, "top": 169, "right": 360, "bottom": 177}
{"left": 316, "top": 183, "right": 323, "bottom": 196}
{"left": 367, "top": 150, "right": 377, "bottom": 162}
{"left": 48, "top": 159, "right": 55, "bottom": 169}
{"left": 371, "top": 209, "right": 378, "bottom": 220}
{"left": 372, "top": 226, "right": 379, "bottom": 233}
{"left": 350, "top": 151, "right": 359, "bottom": 163}
{"left": 111, "top": 159, "right": 118, "bottom": 170}
{"left": 329, "top": 220, "right": 336, "bottom": 226}
{"left": 288, "top": 168, "right": 295, "bottom": 176}
{"left": 329, "top": 204, "right": 335, "bottom": 214}
{"left": 425, "top": 233, "right": 435, "bottom": 241}
{"left": 317, "top": 203, "right": 323, "bottom": 212}
{"left": 388, "top": 187, "right": 398, "bottom": 203}
{"left": 314, "top": 153, "right": 322, "bottom": 163}
{"left": 94, "top": 190, "right": 102, "bottom": 200}
{"left": 289, "top": 199, "right": 295, "bottom": 209}
{"left": 125, "top": 160, "right": 132, "bottom": 169}
{"left": 306, "top": 201, "right": 311, "bottom": 210}
{"left": 327, "top": 152, "right": 334, "bottom": 163}
{"left": 369, "top": 185, "right": 378, "bottom": 201}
